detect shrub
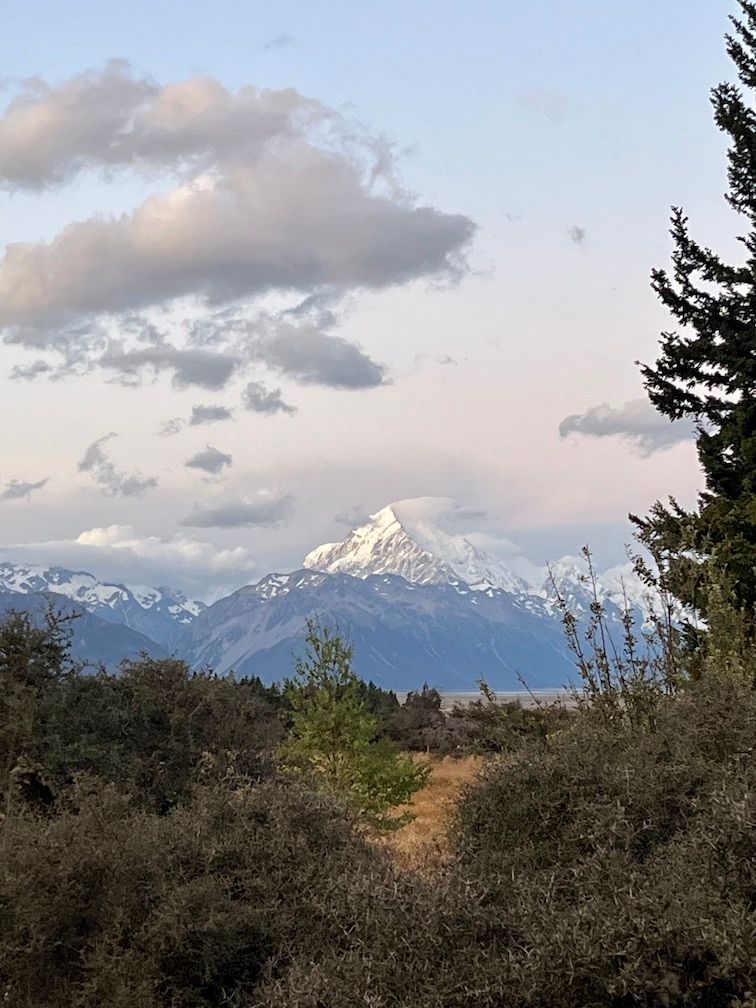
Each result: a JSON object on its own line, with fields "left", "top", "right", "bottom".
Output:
{"left": 0, "top": 609, "right": 286, "bottom": 814}
{"left": 281, "top": 621, "right": 428, "bottom": 821}
{"left": 0, "top": 773, "right": 388, "bottom": 1008}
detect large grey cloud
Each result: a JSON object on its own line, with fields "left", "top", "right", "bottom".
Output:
{"left": 0, "top": 477, "right": 49, "bottom": 501}
{"left": 0, "top": 61, "right": 319, "bottom": 189}
{"left": 179, "top": 493, "right": 294, "bottom": 528}
{"left": 0, "top": 63, "right": 474, "bottom": 358}
{"left": 99, "top": 345, "right": 239, "bottom": 389}
{"left": 249, "top": 321, "right": 387, "bottom": 389}
{"left": 242, "top": 381, "right": 296, "bottom": 415}
{"left": 79, "top": 433, "right": 158, "bottom": 496}
{"left": 559, "top": 398, "right": 697, "bottom": 456}
{"left": 185, "top": 444, "right": 233, "bottom": 476}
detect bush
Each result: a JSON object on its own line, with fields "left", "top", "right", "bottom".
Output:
{"left": 0, "top": 773, "right": 388, "bottom": 1008}
{"left": 0, "top": 609, "right": 286, "bottom": 813}
{"left": 3, "top": 608, "right": 756, "bottom": 1006}
{"left": 281, "top": 621, "right": 428, "bottom": 821}
{"left": 258, "top": 676, "right": 756, "bottom": 1007}
{"left": 448, "top": 675, "right": 756, "bottom": 1004}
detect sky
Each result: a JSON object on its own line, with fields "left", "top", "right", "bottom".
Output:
{"left": 0, "top": 0, "right": 741, "bottom": 598}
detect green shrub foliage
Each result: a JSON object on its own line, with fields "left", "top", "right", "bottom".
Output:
{"left": 259, "top": 677, "right": 756, "bottom": 1007}
{"left": 0, "top": 608, "right": 285, "bottom": 814}
{"left": 281, "top": 620, "right": 428, "bottom": 820}
{"left": 2, "top": 604, "right": 756, "bottom": 1005}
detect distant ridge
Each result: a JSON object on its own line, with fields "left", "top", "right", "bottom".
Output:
{"left": 0, "top": 500, "right": 652, "bottom": 688}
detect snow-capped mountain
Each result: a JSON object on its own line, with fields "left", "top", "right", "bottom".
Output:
{"left": 0, "top": 563, "right": 204, "bottom": 648}
{"left": 0, "top": 590, "right": 167, "bottom": 667}
{"left": 0, "top": 499, "right": 658, "bottom": 688}
{"left": 304, "top": 504, "right": 533, "bottom": 596}
{"left": 179, "top": 569, "right": 576, "bottom": 689}
{"left": 543, "top": 555, "right": 653, "bottom": 622}
{"left": 303, "top": 502, "right": 651, "bottom": 617}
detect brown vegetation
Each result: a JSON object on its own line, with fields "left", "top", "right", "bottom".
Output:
{"left": 378, "top": 754, "right": 487, "bottom": 870}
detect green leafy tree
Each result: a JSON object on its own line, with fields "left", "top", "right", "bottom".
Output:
{"left": 281, "top": 621, "right": 427, "bottom": 822}
{"left": 0, "top": 608, "right": 77, "bottom": 813}
{"left": 634, "top": 1, "right": 756, "bottom": 639}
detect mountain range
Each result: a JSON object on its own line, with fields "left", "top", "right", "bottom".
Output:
{"left": 0, "top": 504, "right": 649, "bottom": 690}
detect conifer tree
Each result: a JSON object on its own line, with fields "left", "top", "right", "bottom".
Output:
{"left": 281, "top": 621, "right": 427, "bottom": 822}
{"left": 634, "top": 1, "right": 756, "bottom": 633}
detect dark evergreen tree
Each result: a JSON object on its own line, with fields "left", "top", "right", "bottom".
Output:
{"left": 634, "top": 1, "right": 756, "bottom": 634}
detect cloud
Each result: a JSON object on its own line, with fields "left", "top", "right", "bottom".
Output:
{"left": 0, "top": 62, "right": 474, "bottom": 363}
{"left": 559, "top": 397, "right": 697, "bottom": 456}
{"left": 251, "top": 321, "right": 387, "bottom": 389}
{"left": 0, "top": 61, "right": 316, "bottom": 189}
{"left": 78, "top": 432, "right": 158, "bottom": 496}
{"left": 515, "top": 88, "right": 569, "bottom": 123}
{"left": 9, "top": 359, "right": 52, "bottom": 380}
{"left": 179, "top": 493, "right": 294, "bottom": 528}
{"left": 568, "top": 225, "right": 586, "bottom": 246}
{"left": 0, "top": 477, "right": 48, "bottom": 501}
{"left": 262, "top": 34, "right": 296, "bottom": 52}
{"left": 185, "top": 444, "right": 233, "bottom": 476}
{"left": 159, "top": 417, "right": 184, "bottom": 437}
{"left": 391, "top": 496, "right": 488, "bottom": 528}
{"left": 414, "top": 352, "right": 458, "bottom": 367}
{"left": 334, "top": 505, "right": 371, "bottom": 527}
{"left": 446, "top": 505, "right": 487, "bottom": 522}
{"left": 160, "top": 403, "right": 234, "bottom": 436}
{"left": 99, "top": 346, "right": 239, "bottom": 389}
{"left": 189, "top": 403, "right": 233, "bottom": 426}
{"left": 0, "top": 523, "right": 257, "bottom": 600}
{"left": 242, "top": 381, "right": 296, "bottom": 415}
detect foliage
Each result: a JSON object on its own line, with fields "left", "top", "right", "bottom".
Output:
{"left": 260, "top": 671, "right": 756, "bottom": 1008}
{"left": 387, "top": 682, "right": 448, "bottom": 751}
{"left": 634, "top": 1, "right": 756, "bottom": 634}
{"left": 447, "top": 679, "right": 573, "bottom": 754}
{"left": 281, "top": 620, "right": 427, "bottom": 821}
{"left": 0, "top": 610, "right": 285, "bottom": 814}
{"left": 0, "top": 773, "right": 389, "bottom": 1008}
{"left": 0, "top": 608, "right": 79, "bottom": 812}
{"left": 550, "top": 545, "right": 683, "bottom": 730}
{"left": 1, "top": 605, "right": 756, "bottom": 1005}
{"left": 354, "top": 677, "right": 400, "bottom": 732}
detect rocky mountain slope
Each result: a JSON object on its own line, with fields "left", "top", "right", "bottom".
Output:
{"left": 179, "top": 569, "right": 577, "bottom": 690}
{"left": 0, "top": 563, "right": 203, "bottom": 648}
{"left": 0, "top": 591, "right": 166, "bottom": 667}
{"left": 0, "top": 501, "right": 653, "bottom": 687}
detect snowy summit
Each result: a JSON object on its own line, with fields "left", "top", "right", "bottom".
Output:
{"left": 304, "top": 501, "right": 533, "bottom": 596}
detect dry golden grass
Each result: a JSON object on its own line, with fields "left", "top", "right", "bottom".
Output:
{"left": 377, "top": 754, "right": 487, "bottom": 872}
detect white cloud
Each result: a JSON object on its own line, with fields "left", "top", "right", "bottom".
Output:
{"left": 0, "top": 524, "right": 257, "bottom": 600}
{"left": 0, "top": 62, "right": 474, "bottom": 374}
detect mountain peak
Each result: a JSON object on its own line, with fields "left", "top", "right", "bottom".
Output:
{"left": 303, "top": 501, "right": 531, "bottom": 596}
